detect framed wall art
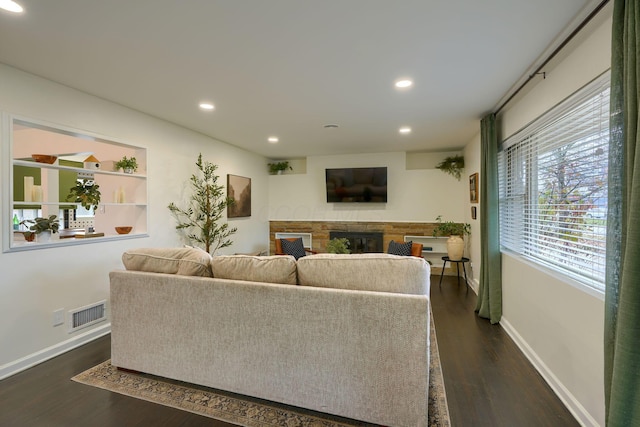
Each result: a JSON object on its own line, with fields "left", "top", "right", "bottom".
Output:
{"left": 469, "top": 173, "right": 479, "bottom": 203}
{"left": 227, "top": 174, "right": 251, "bottom": 218}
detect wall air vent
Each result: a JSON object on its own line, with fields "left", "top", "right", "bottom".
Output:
{"left": 69, "top": 300, "right": 106, "bottom": 333}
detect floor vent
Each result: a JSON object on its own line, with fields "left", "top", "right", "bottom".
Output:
{"left": 69, "top": 300, "right": 106, "bottom": 333}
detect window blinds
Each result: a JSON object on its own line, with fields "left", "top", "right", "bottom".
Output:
{"left": 499, "top": 72, "right": 610, "bottom": 291}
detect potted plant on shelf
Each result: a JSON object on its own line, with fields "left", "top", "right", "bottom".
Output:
{"left": 115, "top": 156, "right": 138, "bottom": 174}
{"left": 436, "top": 155, "right": 464, "bottom": 180}
{"left": 268, "top": 161, "right": 292, "bottom": 175}
{"left": 20, "top": 215, "right": 60, "bottom": 243}
{"left": 432, "top": 215, "right": 471, "bottom": 261}
{"left": 66, "top": 179, "right": 101, "bottom": 211}
{"left": 326, "top": 237, "right": 351, "bottom": 254}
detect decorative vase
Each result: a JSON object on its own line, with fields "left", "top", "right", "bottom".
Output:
{"left": 37, "top": 231, "right": 52, "bottom": 243}
{"left": 446, "top": 235, "right": 464, "bottom": 261}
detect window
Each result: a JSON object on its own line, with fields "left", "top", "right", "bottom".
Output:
{"left": 499, "top": 72, "right": 609, "bottom": 292}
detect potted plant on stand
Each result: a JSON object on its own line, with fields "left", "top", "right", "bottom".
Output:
{"left": 115, "top": 156, "right": 138, "bottom": 174}
{"left": 268, "top": 161, "right": 292, "bottom": 175}
{"left": 432, "top": 215, "right": 471, "bottom": 261}
{"left": 20, "top": 215, "right": 60, "bottom": 243}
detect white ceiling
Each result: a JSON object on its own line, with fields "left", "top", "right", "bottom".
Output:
{"left": 0, "top": 0, "right": 596, "bottom": 159}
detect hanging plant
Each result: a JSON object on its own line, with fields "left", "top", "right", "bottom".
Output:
{"left": 67, "top": 179, "right": 101, "bottom": 211}
{"left": 436, "top": 155, "right": 465, "bottom": 180}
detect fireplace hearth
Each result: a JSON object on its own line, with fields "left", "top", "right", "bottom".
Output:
{"left": 329, "top": 231, "right": 384, "bottom": 253}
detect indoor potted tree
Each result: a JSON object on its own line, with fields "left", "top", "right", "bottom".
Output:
{"left": 20, "top": 215, "right": 60, "bottom": 243}
{"left": 432, "top": 215, "right": 471, "bottom": 260}
{"left": 115, "top": 156, "right": 138, "bottom": 174}
{"left": 66, "top": 179, "right": 101, "bottom": 211}
{"left": 168, "top": 153, "right": 237, "bottom": 255}
{"left": 268, "top": 161, "right": 292, "bottom": 175}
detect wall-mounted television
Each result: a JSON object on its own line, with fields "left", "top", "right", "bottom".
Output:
{"left": 325, "top": 167, "right": 387, "bottom": 203}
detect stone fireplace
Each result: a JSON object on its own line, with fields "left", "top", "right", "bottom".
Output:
{"left": 329, "top": 231, "right": 383, "bottom": 253}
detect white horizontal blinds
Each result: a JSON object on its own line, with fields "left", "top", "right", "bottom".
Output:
{"left": 499, "top": 72, "right": 610, "bottom": 291}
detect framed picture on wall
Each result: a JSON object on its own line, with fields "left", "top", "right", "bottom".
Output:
{"left": 227, "top": 174, "right": 251, "bottom": 218}
{"left": 469, "top": 173, "right": 479, "bottom": 203}
{"left": 471, "top": 206, "right": 477, "bottom": 220}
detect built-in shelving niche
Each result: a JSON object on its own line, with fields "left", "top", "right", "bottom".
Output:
{"left": 2, "top": 114, "right": 148, "bottom": 252}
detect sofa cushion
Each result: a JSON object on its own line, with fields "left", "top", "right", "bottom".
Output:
{"left": 297, "top": 253, "right": 429, "bottom": 295}
{"left": 122, "top": 247, "right": 213, "bottom": 277}
{"left": 211, "top": 255, "right": 298, "bottom": 285}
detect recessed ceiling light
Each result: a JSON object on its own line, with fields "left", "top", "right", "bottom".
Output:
{"left": 268, "top": 137, "right": 279, "bottom": 143}
{"left": 395, "top": 79, "right": 413, "bottom": 89}
{"left": 399, "top": 127, "right": 412, "bottom": 134}
{"left": 0, "top": 0, "right": 23, "bottom": 13}
{"left": 199, "top": 102, "right": 214, "bottom": 111}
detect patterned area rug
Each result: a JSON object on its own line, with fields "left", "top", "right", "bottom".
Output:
{"left": 73, "top": 314, "right": 450, "bottom": 427}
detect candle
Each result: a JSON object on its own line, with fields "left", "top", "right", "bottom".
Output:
{"left": 32, "top": 185, "right": 43, "bottom": 202}
{"left": 24, "top": 176, "right": 34, "bottom": 202}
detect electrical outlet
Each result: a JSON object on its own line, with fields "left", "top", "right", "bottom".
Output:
{"left": 53, "top": 309, "right": 65, "bottom": 327}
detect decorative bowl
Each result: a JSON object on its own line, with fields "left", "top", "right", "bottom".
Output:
{"left": 32, "top": 154, "right": 58, "bottom": 164}
{"left": 115, "top": 226, "right": 133, "bottom": 235}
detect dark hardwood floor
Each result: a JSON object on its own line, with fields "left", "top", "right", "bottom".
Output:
{"left": 0, "top": 275, "right": 578, "bottom": 427}
{"left": 431, "top": 275, "right": 578, "bottom": 427}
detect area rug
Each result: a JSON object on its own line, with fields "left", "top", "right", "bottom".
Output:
{"left": 73, "top": 313, "right": 450, "bottom": 427}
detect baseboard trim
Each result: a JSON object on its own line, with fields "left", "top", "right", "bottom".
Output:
{"left": 0, "top": 323, "right": 111, "bottom": 380}
{"left": 500, "top": 317, "right": 600, "bottom": 427}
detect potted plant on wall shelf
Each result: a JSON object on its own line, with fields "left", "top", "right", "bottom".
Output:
{"left": 20, "top": 215, "right": 60, "bottom": 243}
{"left": 66, "top": 179, "right": 101, "bottom": 211}
{"left": 115, "top": 156, "right": 138, "bottom": 174}
{"left": 436, "top": 155, "right": 464, "bottom": 180}
{"left": 268, "top": 161, "right": 292, "bottom": 175}
{"left": 432, "top": 215, "right": 471, "bottom": 261}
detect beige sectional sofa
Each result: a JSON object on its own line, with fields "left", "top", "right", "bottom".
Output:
{"left": 110, "top": 249, "right": 431, "bottom": 427}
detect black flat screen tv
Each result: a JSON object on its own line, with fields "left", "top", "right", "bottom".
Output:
{"left": 325, "top": 167, "right": 387, "bottom": 203}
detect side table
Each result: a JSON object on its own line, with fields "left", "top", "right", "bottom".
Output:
{"left": 438, "top": 256, "right": 469, "bottom": 292}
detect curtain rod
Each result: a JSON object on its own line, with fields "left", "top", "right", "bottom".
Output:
{"left": 494, "top": 0, "right": 611, "bottom": 116}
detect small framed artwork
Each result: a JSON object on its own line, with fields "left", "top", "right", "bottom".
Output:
{"left": 471, "top": 206, "right": 477, "bottom": 220}
{"left": 227, "top": 174, "right": 251, "bottom": 218}
{"left": 469, "top": 173, "right": 479, "bottom": 203}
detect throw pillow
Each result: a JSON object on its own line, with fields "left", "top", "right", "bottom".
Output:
{"left": 387, "top": 240, "right": 413, "bottom": 256}
{"left": 280, "top": 238, "right": 307, "bottom": 260}
{"left": 122, "top": 247, "right": 213, "bottom": 277}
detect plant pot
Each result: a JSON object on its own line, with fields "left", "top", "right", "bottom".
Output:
{"left": 37, "top": 231, "right": 52, "bottom": 243}
{"left": 446, "top": 235, "right": 464, "bottom": 261}
{"left": 123, "top": 168, "right": 134, "bottom": 174}
{"left": 277, "top": 170, "right": 283, "bottom": 175}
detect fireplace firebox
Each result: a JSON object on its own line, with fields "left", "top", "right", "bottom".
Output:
{"left": 329, "top": 231, "right": 384, "bottom": 253}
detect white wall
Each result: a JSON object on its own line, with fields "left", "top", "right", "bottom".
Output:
{"left": 484, "top": 4, "right": 612, "bottom": 426}
{"left": 463, "top": 133, "right": 481, "bottom": 289}
{"left": 0, "top": 64, "right": 270, "bottom": 376}
{"left": 268, "top": 152, "right": 468, "bottom": 223}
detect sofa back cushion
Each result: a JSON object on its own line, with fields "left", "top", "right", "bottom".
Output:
{"left": 122, "top": 247, "right": 213, "bottom": 277}
{"left": 296, "top": 253, "right": 429, "bottom": 295}
{"left": 211, "top": 255, "right": 297, "bottom": 285}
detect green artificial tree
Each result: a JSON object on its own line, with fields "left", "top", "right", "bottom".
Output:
{"left": 168, "top": 154, "right": 237, "bottom": 254}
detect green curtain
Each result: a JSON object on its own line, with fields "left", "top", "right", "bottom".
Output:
{"left": 475, "top": 113, "right": 502, "bottom": 324}
{"left": 605, "top": 0, "right": 640, "bottom": 425}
